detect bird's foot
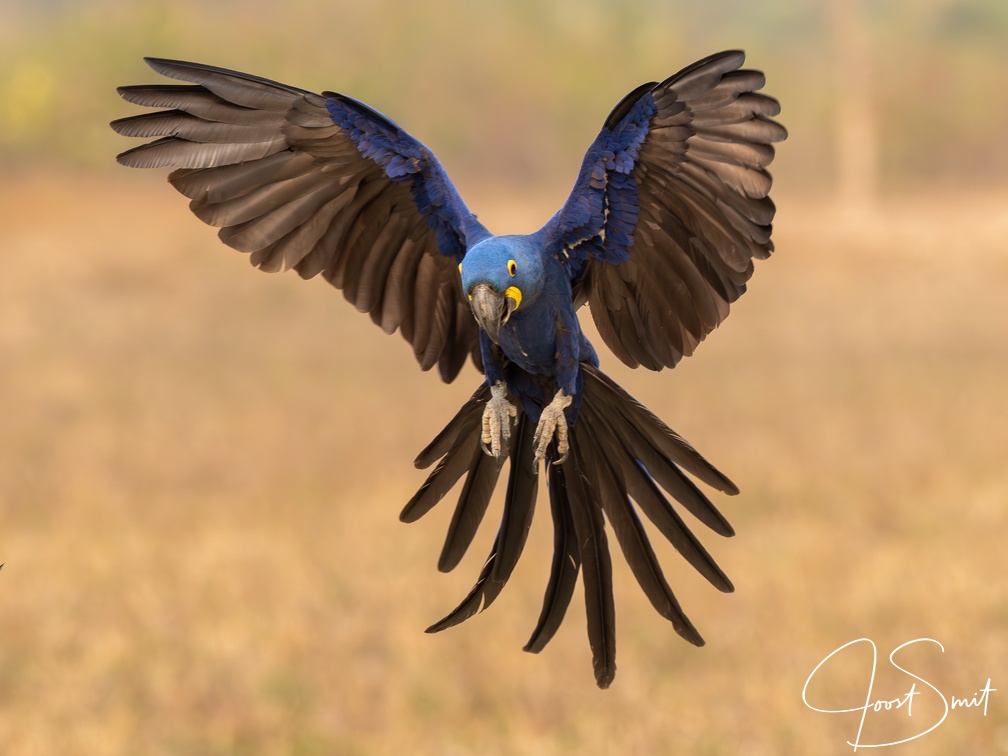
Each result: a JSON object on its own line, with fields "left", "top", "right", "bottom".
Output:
{"left": 533, "top": 390, "right": 573, "bottom": 465}
{"left": 481, "top": 381, "right": 517, "bottom": 459}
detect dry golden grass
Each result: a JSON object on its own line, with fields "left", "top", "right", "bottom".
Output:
{"left": 1, "top": 173, "right": 1007, "bottom": 754}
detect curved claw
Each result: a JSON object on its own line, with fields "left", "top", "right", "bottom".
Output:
{"left": 481, "top": 381, "right": 517, "bottom": 459}
{"left": 533, "top": 390, "right": 573, "bottom": 465}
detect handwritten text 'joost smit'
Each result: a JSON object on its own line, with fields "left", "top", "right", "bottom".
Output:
{"left": 802, "top": 638, "right": 995, "bottom": 751}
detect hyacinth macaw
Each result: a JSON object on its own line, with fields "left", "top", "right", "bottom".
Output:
{"left": 112, "top": 50, "right": 786, "bottom": 688}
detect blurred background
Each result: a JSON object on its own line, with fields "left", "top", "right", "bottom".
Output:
{"left": 1, "top": 0, "right": 1007, "bottom": 753}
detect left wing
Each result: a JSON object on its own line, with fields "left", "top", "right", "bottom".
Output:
{"left": 540, "top": 50, "right": 787, "bottom": 370}
{"left": 113, "top": 58, "right": 490, "bottom": 382}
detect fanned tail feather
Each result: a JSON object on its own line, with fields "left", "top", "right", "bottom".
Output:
{"left": 406, "top": 363, "right": 736, "bottom": 688}
{"left": 523, "top": 460, "right": 581, "bottom": 654}
{"left": 421, "top": 412, "right": 538, "bottom": 632}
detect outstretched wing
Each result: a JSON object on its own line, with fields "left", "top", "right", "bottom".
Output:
{"left": 541, "top": 50, "right": 787, "bottom": 370}
{"left": 113, "top": 58, "right": 491, "bottom": 382}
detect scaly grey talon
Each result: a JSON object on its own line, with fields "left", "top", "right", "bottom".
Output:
{"left": 533, "top": 390, "right": 573, "bottom": 465}
{"left": 481, "top": 380, "right": 517, "bottom": 459}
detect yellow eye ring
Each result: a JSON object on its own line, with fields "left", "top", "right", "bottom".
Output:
{"left": 507, "top": 259, "right": 517, "bottom": 277}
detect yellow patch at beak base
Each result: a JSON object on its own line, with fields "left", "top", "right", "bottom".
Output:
{"left": 504, "top": 285, "right": 522, "bottom": 311}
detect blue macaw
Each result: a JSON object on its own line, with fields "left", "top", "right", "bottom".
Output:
{"left": 113, "top": 50, "right": 786, "bottom": 687}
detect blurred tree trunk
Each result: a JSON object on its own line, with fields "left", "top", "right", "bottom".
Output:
{"left": 832, "top": 0, "right": 879, "bottom": 211}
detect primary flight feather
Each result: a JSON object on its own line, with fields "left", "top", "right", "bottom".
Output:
{"left": 113, "top": 50, "right": 786, "bottom": 688}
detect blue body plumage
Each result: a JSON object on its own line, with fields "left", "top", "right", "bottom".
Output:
{"left": 113, "top": 50, "right": 786, "bottom": 688}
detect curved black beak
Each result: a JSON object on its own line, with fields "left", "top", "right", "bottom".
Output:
{"left": 469, "top": 284, "right": 517, "bottom": 345}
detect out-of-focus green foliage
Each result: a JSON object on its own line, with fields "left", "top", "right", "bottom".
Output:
{"left": 1, "top": 0, "right": 1006, "bottom": 196}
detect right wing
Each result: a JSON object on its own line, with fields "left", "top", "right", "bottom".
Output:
{"left": 113, "top": 58, "right": 491, "bottom": 382}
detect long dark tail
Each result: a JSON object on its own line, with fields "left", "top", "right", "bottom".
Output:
{"left": 400, "top": 364, "right": 737, "bottom": 688}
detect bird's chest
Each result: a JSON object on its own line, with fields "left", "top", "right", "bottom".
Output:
{"left": 497, "top": 304, "right": 558, "bottom": 376}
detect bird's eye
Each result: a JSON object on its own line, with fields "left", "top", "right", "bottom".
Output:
{"left": 507, "top": 260, "right": 517, "bottom": 277}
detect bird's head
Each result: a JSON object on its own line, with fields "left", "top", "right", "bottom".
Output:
{"left": 460, "top": 236, "right": 543, "bottom": 344}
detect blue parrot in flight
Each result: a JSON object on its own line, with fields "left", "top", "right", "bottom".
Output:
{"left": 112, "top": 50, "right": 786, "bottom": 688}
